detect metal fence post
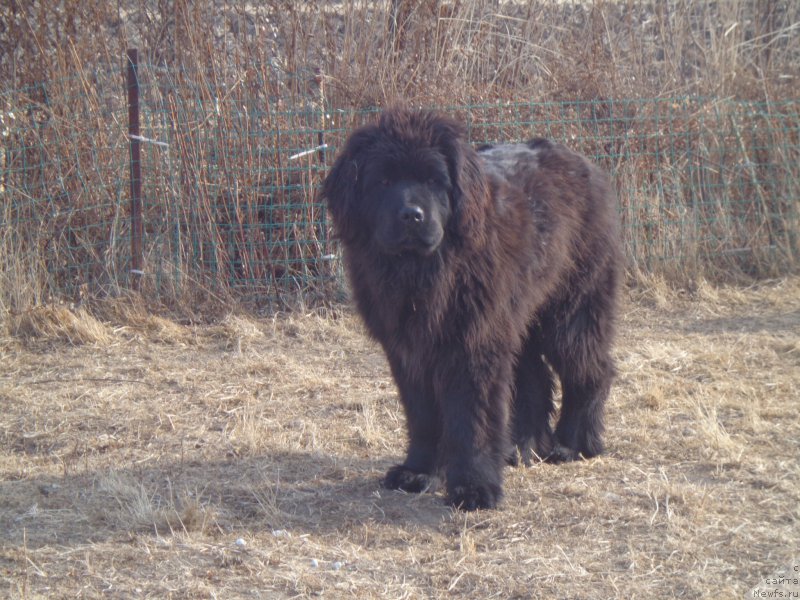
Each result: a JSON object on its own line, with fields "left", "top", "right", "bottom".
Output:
{"left": 127, "top": 48, "right": 144, "bottom": 289}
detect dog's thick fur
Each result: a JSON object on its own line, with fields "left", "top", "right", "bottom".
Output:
{"left": 322, "top": 109, "right": 621, "bottom": 510}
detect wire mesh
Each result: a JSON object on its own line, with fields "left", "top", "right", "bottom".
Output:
{"left": 1, "top": 63, "right": 798, "bottom": 305}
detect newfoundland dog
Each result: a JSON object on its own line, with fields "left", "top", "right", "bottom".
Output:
{"left": 321, "top": 109, "right": 621, "bottom": 510}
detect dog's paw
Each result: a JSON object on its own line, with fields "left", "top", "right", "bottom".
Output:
{"left": 543, "top": 443, "right": 582, "bottom": 463}
{"left": 383, "top": 465, "right": 439, "bottom": 494}
{"left": 446, "top": 481, "right": 502, "bottom": 511}
{"left": 545, "top": 434, "right": 604, "bottom": 463}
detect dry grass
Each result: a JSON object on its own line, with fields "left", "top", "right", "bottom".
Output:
{"left": 6, "top": 1, "right": 798, "bottom": 104}
{"left": 1, "top": 277, "right": 799, "bottom": 598}
{"left": 1, "top": 1, "right": 799, "bottom": 315}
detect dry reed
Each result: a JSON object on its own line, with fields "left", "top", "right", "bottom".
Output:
{"left": 0, "top": 1, "right": 798, "bottom": 317}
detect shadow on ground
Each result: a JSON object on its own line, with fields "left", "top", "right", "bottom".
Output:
{"left": 0, "top": 450, "right": 452, "bottom": 550}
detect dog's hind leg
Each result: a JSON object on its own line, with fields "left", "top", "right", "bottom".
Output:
{"left": 544, "top": 283, "right": 617, "bottom": 462}
{"left": 511, "top": 331, "right": 557, "bottom": 465}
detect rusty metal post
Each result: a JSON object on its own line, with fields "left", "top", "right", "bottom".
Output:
{"left": 127, "top": 48, "right": 143, "bottom": 289}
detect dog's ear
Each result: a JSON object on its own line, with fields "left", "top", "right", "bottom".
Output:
{"left": 429, "top": 116, "right": 489, "bottom": 248}
{"left": 320, "top": 125, "right": 377, "bottom": 243}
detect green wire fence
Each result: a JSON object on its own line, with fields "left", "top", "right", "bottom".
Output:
{"left": 1, "top": 58, "right": 798, "bottom": 306}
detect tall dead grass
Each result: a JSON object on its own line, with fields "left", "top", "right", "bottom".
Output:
{"left": 0, "top": 1, "right": 798, "bottom": 319}
{"left": 4, "top": 2, "right": 800, "bottom": 103}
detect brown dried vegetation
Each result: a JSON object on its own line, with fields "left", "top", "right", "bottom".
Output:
{"left": 0, "top": 4, "right": 799, "bottom": 596}
{"left": 0, "top": 1, "right": 798, "bottom": 314}
{"left": 1, "top": 277, "right": 799, "bottom": 597}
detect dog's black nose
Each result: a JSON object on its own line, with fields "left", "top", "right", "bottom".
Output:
{"left": 399, "top": 204, "right": 425, "bottom": 224}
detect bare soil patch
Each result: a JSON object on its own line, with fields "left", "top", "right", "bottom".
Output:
{"left": 1, "top": 278, "right": 799, "bottom": 598}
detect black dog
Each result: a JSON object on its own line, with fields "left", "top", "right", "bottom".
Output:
{"left": 322, "top": 109, "right": 622, "bottom": 510}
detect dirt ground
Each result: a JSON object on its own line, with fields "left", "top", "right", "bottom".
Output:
{"left": 1, "top": 277, "right": 799, "bottom": 599}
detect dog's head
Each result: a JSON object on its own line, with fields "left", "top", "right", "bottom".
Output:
{"left": 321, "top": 109, "right": 488, "bottom": 256}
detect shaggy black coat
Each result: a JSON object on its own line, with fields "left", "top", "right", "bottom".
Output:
{"left": 321, "top": 109, "right": 622, "bottom": 510}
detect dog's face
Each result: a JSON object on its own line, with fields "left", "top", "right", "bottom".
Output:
{"left": 322, "top": 109, "right": 489, "bottom": 258}
{"left": 360, "top": 151, "right": 452, "bottom": 256}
